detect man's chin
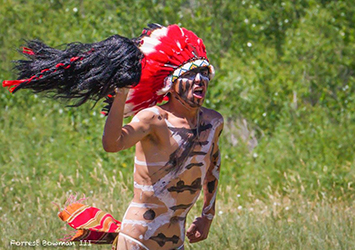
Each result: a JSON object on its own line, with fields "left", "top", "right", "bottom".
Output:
{"left": 180, "top": 95, "right": 205, "bottom": 108}
{"left": 189, "top": 100, "right": 204, "bottom": 108}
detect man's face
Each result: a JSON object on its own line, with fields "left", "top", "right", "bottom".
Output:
{"left": 172, "top": 67, "right": 210, "bottom": 108}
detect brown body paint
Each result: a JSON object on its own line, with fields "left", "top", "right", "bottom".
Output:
{"left": 167, "top": 178, "right": 202, "bottom": 194}
{"left": 169, "top": 203, "right": 193, "bottom": 212}
{"left": 143, "top": 209, "right": 156, "bottom": 220}
{"left": 149, "top": 233, "right": 180, "bottom": 247}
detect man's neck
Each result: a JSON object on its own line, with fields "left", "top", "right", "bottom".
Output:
{"left": 165, "top": 94, "right": 201, "bottom": 124}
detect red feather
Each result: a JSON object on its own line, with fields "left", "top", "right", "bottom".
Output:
{"left": 124, "top": 24, "right": 210, "bottom": 116}
{"left": 22, "top": 47, "right": 35, "bottom": 55}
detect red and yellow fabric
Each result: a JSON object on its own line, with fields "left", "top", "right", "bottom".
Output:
{"left": 58, "top": 203, "right": 121, "bottom": 248}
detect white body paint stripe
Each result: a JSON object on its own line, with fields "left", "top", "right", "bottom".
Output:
{"left": 131, "top": 116, "right": 140, "bottom": 123}
{"left": 164, "top": 118, "right": 183, "bottom": 142}
{"left": 212, "top": 164, "right": 220, "bottom": 180}
{"left": 134, "top": 157, "right": 166, "bottom": 167}
{"left": 143, "top": 106, "right": 161, "bottom": 115}
{"left": 121, "top": 219, "right": 149, "bottom": 228}
{"left": 129, "top": 202, "right": 164, "bottom": 209}
{"left": 212, "top": 151, "right": 221, "bottom": 180}
{"left": 134, "top": 182, "right": 154, "bottom": 192}
{"left": 203, "top": 191, "right": 217, "bottom": 213}
{"left": 202, "top": 211, "right": 214, "bottom": 220}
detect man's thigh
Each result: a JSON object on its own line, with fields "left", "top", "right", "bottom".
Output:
{"left": 117, "top": 233, "right": 149, "bottom": 250}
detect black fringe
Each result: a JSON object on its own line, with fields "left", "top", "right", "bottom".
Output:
{"left": 12, "top": 35, "right": 143, "bottom": 106}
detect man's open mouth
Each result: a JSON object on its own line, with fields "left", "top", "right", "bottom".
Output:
{"left": 193, "top": 87, "right": 205, "bottom": 99}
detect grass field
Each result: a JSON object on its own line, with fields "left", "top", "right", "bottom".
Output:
{"left": 1, "top": 94, "right": 355, "bottom": 249}
{"left": 1, "top": 166, "right": 355, "bottom": 249}
{"left": 1, "top": 1, "right": 355, "bottom": 248}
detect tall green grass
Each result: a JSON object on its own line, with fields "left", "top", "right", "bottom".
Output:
{"left": 1, "top": 0, "right": 355, "bottom": 249}
{"left": 2, "top": 158, "right": 355, "bottom": 250}
{"left": 1, "top": 93, "right": 355, "bottom": 249}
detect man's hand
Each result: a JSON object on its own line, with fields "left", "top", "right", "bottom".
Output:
{"left": 186, "top": 216, "right": 213, "bottom": 243}
{"left": 114, "top": 87, "right": 130, "bottom": 97}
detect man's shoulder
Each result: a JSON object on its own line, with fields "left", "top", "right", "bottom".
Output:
{"left": 132, "top": 106, "right": 166, "bottom": 125}
{"left": 201, "top": 107, "right": 224, "bottom": 124}
{"left": 201, "top": 107, "right": 224, "bottom": 140}
{"left": 136, "top": 106, "right": 162, "bottom": 116}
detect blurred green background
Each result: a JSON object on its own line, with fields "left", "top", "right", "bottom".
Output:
{"left": 1, "top": 0, "right": 355, "bottom": 249}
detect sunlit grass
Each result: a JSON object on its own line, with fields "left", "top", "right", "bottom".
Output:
{"left": 2, "top": 173, "right": 355, "bottom": 249}
{"left": 1, "top": 0, "right": 355, "bottom": 249}
{"left": 188, "top": 188, "right": 355, "bottom": 250}
{"left": 1, "top": 94, "right": 355, "bottom": 249}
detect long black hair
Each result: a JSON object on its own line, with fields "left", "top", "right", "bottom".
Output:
{"left": 4, "top": 35, "right": 143, "bottom": 107}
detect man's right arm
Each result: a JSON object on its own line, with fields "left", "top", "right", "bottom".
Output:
{"left": 102, "top": 89, "right": 154, "bottom": 152}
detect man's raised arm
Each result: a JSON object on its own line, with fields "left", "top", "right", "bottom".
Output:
{"left": 102, "top": 88, "right": 154, "bottom": 152}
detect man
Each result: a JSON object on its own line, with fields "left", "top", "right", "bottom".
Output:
{"left": 3, "top": 23, "right": 223, "bottom": 250}
{"left": 103, "top": 62, "right": 223, "bottom": 249}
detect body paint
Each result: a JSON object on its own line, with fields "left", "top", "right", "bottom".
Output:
{"left": 170, "top": 216, "right": 185, "bottom": 224}
{"left": 149, "top": 233, "right": 180, "bottom": 247}
{"left": 207, "top": 179, "right": 216, "bottom": 193}
{"left": 167, "top": 178, "right": 202, "bottom": 194}
{"left": 129, "top": 202, "right": 164, "bottom": 209}
{"left": 169, "top": 203, "right": 193, "bottom": 212}
{"left": 185, "top": 162, "right": 204, "bottom": 170}
{"left": 134, "top": 182, "right": 154, "bottom": 192}
{"left": 122, "top": 111, "right": 222, "bottom": 243}
{"left": 190, "top": 151, "right": 207, "bottom": 156}
{"left": 135, "top": 157, "right": 166, "bottom": 167}
{"left": 143, "top": 209, "right": 156, "bottom": 220}
{"left": 161, "top": 123, "right": 212, "bottom": 177}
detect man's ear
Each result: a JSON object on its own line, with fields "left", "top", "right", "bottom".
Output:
{"left": 157, "top": 76, "right": 173, "bottom": 95}
{"left": 208, "top": 65, "right": 215, "bottom": 80}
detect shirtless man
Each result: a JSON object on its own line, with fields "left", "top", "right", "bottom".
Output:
{"left": 2, "top": 23, "right": 222, "bottom": 250}
{"left": 103, "top": 65, "right": 224, "bottom": 250}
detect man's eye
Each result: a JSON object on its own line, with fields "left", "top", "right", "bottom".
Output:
{"left": 183, "top": 72, "right": 194, "bottom": 78}
{"left": 201, "top": 69, "right": 209, "bottom": 77}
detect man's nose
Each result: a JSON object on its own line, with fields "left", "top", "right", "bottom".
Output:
{"left": 194, "top": 73, "right": 208, "bottom": 84}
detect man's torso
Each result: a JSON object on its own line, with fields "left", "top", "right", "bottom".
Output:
{"left": 120, "top": 105, "right": 223, "bottom": 249}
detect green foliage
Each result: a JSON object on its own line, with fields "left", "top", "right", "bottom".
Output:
{"left": 1, "top": 0, "right": 355, "bottom": 248}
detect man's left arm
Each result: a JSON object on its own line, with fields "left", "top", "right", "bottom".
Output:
{"left": 187, "top": 116, "right": 223, "bottom": 243}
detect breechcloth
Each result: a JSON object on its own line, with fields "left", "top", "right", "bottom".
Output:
{"left": 119, "top": 232, "right": 184, "bottom": 250}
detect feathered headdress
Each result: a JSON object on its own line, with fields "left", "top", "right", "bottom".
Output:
{"left": 122, "top": 23, "right": 214, "bottom": 117}
{"left": 3, "top": 24, "right": 214, "bottom": 117}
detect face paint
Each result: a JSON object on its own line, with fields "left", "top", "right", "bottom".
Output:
{"left": 172, "top": 67, "right": 210, "bottom": 108}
